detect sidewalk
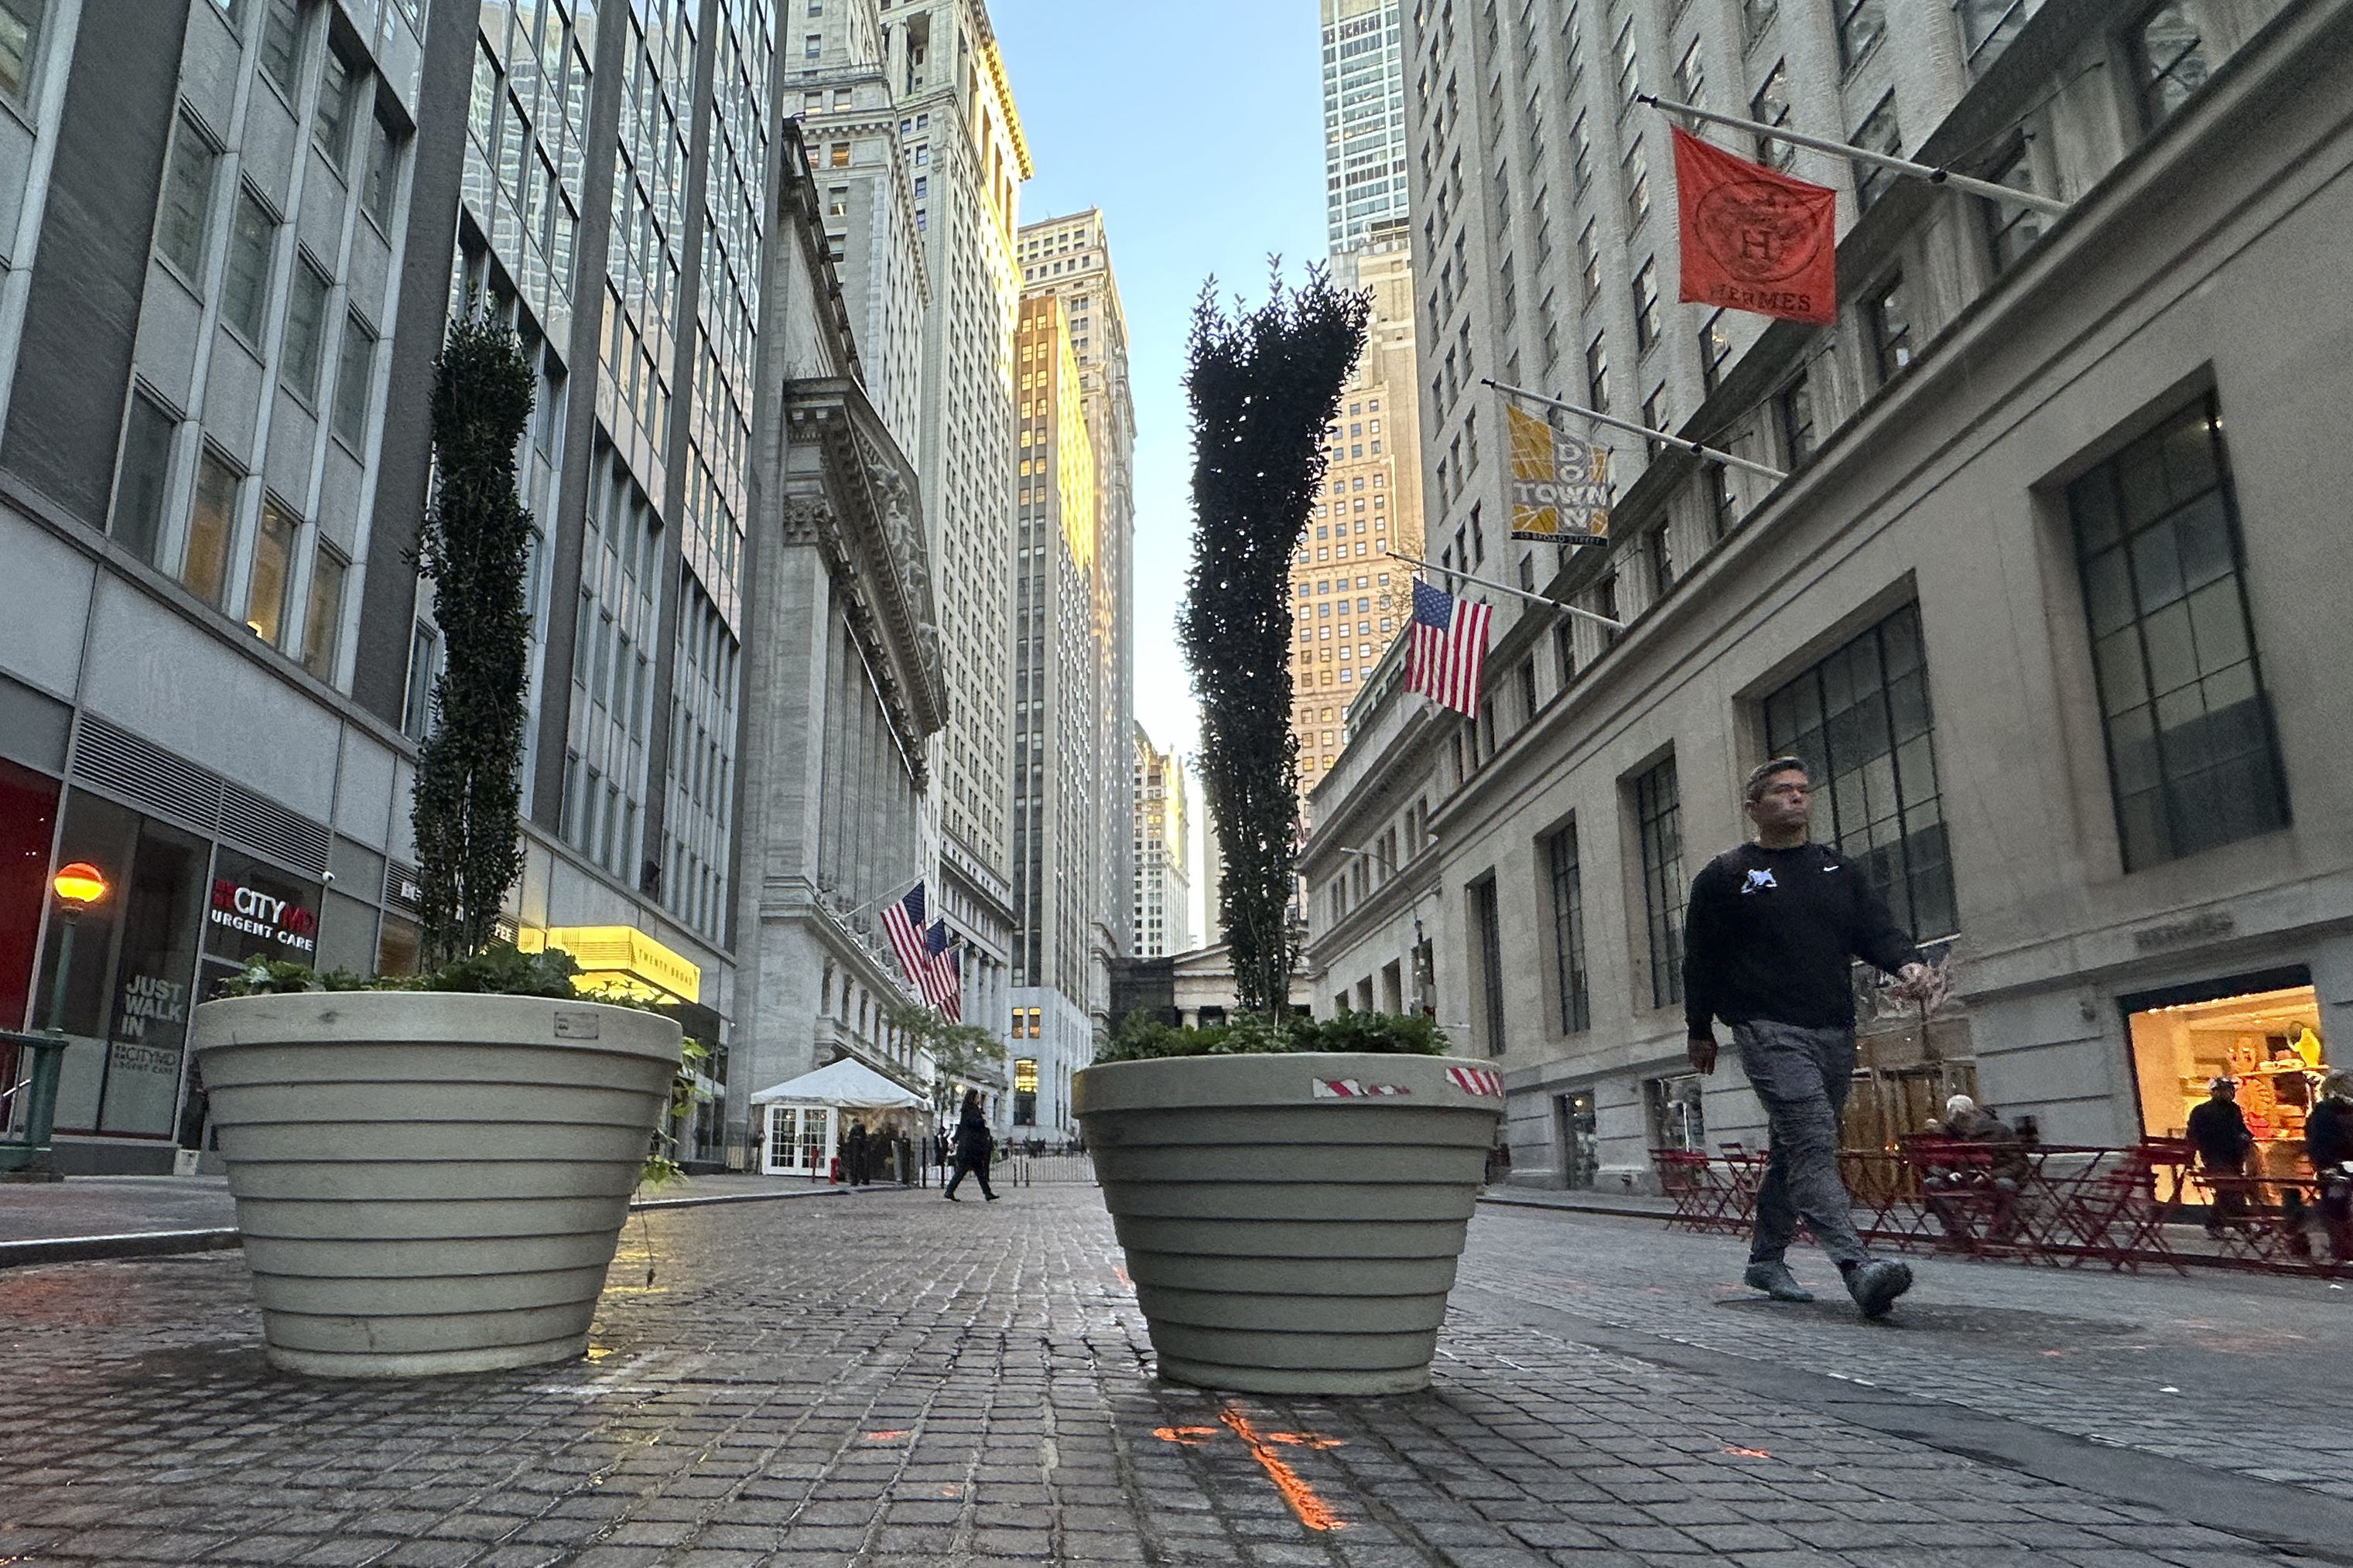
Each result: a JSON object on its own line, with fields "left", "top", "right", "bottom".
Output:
{"left": 2, "top": 1185, "right": 2344, "bottom": 1566}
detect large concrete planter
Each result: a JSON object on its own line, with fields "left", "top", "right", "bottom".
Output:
{"left": 190, "top": 991, "right": 682, "bottom": 1378}
{"left": 1074, "top": 1051, "right": 1504, "bottom": 1395}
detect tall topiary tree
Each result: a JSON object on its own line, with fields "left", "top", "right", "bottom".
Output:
{"left": 1179, "top": 267, "right": 1369, "bottom": 1016}
{"left": 412, "top": 313, "right": 538, "bottom": 963}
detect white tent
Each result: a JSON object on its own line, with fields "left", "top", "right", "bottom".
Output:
{"left": 747, "top": 1057, "right": 925, "bottom": 1111}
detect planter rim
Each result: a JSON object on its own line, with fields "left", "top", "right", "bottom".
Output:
{"left": 191, "top": 990, "right": 683, "bottom": 1064}
{"left": 1074, "top": 1051, "right": 1503, "bottom": 1116}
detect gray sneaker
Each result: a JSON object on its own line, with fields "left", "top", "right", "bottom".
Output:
{"left": 1743, "top": 1261, "right": 1815, "bottom": 1303}
{"left": 1845, "top": 1259, "right": 1914, "bottom": 1320}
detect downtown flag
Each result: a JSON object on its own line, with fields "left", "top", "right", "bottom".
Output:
{"left": 1407, "top": 579, "right": 1493, "bottom": 718}
{"left": 1671, "top": 126, "right": 1837, "bottom": 324}
{"left": 1505, "top": 398, "right": 1610, "bottom": 545}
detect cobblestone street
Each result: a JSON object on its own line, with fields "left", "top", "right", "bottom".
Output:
{"left": 2, "top": 1185, "right": 2348, "bottom": 1567}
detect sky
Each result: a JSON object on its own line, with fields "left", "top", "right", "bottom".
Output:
{"left": 988, "top": 0, "right": 1333, "bottom": 937}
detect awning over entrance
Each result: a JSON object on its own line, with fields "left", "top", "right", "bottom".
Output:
{"left": 748, "top": 1057, "right": 926, "bottom": 1110}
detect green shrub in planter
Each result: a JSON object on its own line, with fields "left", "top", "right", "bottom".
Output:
{"left": 1096, "top": 1008, "right": 1448, "bottom": 1064}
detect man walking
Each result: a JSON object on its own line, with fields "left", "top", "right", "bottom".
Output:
{"left": 1684, "top": 757, "right": 1934, "bottom": 1318}
{"left": 943, "top": 1088, "right": 999, "bottom": 1201}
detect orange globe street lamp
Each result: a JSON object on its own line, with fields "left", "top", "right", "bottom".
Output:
{"left": 2, "top": 862, "right": 106, "bottom": 1173}
{"left": 52, "top": 862, "right": 108, "bottom": 909}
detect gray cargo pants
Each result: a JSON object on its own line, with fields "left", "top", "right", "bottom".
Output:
{"left": 1734, "top": 1019, "right": 1869, "bottom": 1269}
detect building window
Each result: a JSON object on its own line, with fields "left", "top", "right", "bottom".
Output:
{"left": 1775, "top": 371, "right": 1815, "bottom": 463}
{"left": 1750, "top": 60, "right": 1794, "bottom": 169}
{"left": 1763, "top": 602, "right": 1958, "bottom": 941}
{"left": 1547, "top": 822, "right": 1589, "bottom": 1033}
{"left": 1699, "top": 310, "right": 1731, "bottom": 394}
{"left": 1633, "top": 756, "right": 1684, "bottom": 1009}
{"left": 155, "top": 115, "right": 217, "bottom": 284}
{"left": 1612, "top": 14, "right": 1640, "bottom": 108}
{"left": 282, "top": 260, "right": 331, "bottom": 401}
{"left": 330, "top": 313, "right": 375, "bottom": 447}
{"left": 1705, "top": 459, "right": 1739, "bottom": 540}
{"left": 1983, "top": 139, "right": 2043, "bottom": 273}
{"left": 111, "top": 391, "right": 176, "bottom": 567}
{"left": 313, "top": 44, "right": 359, "bottom": 169}
{"left": 1642, "top": 384, "right": 1669, "bottom": 460}
{"left": 2067, "top": 391, "right": 2286, "bottom": 869}
{"left": 1585, "top": 333, "right": 1610, "bottom": 414}
{"left": 2129, "top": 2, "right": 2208, "bottom": 131}
{"left": 1647, "top": 518, "right": 1674, "bottom": 596}
{"left": 1469, "top": 874, "right": 1506, "bottom": 1057}
{"left": 1955, "top": 0, "right": 2033, "bottom": 73}
{"left": 183, "top": 448, "right": 239, "bottom": 608}
{"left": 1866, "top": 272, "right": 1912, "bottom": 383}
{"left": 1674, "top": 37, "right": 1705, "bottom": 109}
{"left": 1013, "top": 1057, "right": 1038, "bottom": 1125}
{"left": 1646, "top": 1073, "right": 1706, "bottom": 1153}
{"left": 1850, "top": 94, "right": 1900, "bottom": 210}
{"left": 404, "top": 621, "right": 439, "bottom": 740}
{"left": 1622, "top": 140, "right": 1650, "bottom": 229}
{"left": 1742, "top": 0, "right": 1777, "bottom": 47}
{"left": 244, "top": 495, "right": 299, "bottom": 647}
{"left": 1633, "top": 257, "right": 1661, "bottom": 352}
{"left": 0, "top": 0, "right": 44, "bottom": 104}
{"left": 361, "top": 104, "right": 401, "bottom": 231}
{"left": 257, "top": 0, "right": 303, "bottom": 99}
{"left": 1833, "top": 0, "right": 1883, "bottom": 71}
{"left": 221, "top": 188, "right": 277, "bottom": 343}
{"left": 303, "top": 544, "right": 346, "bottom": 681}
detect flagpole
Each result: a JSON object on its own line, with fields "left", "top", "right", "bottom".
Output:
{"left": 1638, "top": 94, "right": 2072, "bottom": 216}
{"left": 1394, "top": 552, "right": 1626, "bottom": 631}
{"left": 1485, "top": 379, "right": 1788, "bottom": 483}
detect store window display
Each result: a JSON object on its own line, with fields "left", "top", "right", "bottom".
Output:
{"left": 2128, "top": 979, "right": 2331, "bottom": 1185}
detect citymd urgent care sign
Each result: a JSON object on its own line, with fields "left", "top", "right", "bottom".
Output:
{"left": 209, "top": 873, "right": 319, "bottom": 957}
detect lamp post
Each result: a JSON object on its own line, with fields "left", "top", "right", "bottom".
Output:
{"left": 2, "top": 861, "right": 108, "bottom": 1176}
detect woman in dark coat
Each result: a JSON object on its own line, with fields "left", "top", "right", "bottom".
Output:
{"left": 944, "top": 1089, "right": 998, "bottom": 1201}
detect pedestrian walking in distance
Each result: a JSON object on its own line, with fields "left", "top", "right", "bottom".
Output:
{"left": 1684, "top": 757, "right": 1936, "bottom": 1318}
{"left": 944, "top": 1088, "right": 999, "bottom": 1201}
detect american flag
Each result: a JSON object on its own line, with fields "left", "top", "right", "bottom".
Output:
{"left": 925, "top": 918, "right": 963, "bottom": 1020}
{"left": 1407, "top": 579, "right": 1493, "bottom": 716}
{"left": 880, "top": 882, "right": 932, "bottom": 999}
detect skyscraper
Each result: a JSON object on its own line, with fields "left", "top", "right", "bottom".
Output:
{"left": 1007, "top": 290, "right": 1098, "bottom": 1136}
{"left": 798, "top": 0, "right": 1029, "bottom": 1042}
{"left": 1132, "top": 726, "right": 1191, "bottom": 958}
{"left": 1014, "top": 208, "right": 1135, "bottom": 1031}
{"left": 1291, "top": 227, "right": 1424, "bottom": 808}
{"left": 889, "top": 0, "right": 1030, "bottom": 1040}
{"left": 1321, "top": 0, "right": 1412, "bottom": 251}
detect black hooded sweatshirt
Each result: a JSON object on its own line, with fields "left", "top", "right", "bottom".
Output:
{"left": 1682, "top": 840, "right": 1922, "bottom": 1036}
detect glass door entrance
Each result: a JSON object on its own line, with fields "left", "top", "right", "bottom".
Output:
{"left": 1560, "top": 1090, "right": 1598, "bottom": 1189}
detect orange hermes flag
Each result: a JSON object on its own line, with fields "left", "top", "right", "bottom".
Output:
{"left": 1672, "top": 126, "right": 1837, "bottom": 325}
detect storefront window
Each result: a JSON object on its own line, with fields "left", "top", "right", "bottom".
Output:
{"left": 1559, "top": 1089, "right": 1598, "bottom": 1188}
{"left": 199, "top": 847, "right": 322, "bottom": 998}
{"left": 0, "top": 757, "right": 61, "bottom": 1030}
{"left": 1013, "top": 1057, "right": 1038, "bottom": 1126}
{"left": 39, "top": 790, "right": 208, "bottom": 1140}
{"left": 1645, "top": 1074, "right": 1706, "bottom": 1153}
{"left": 2129, "top": 976, "right": 2328, "bottom": 1180}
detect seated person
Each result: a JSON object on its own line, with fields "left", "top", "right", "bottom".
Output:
{"left": 1923, "top": 1095, "right": 2026, "bottom": 1243}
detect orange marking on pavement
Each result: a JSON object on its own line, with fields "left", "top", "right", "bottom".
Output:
{"left": 862, "top": 1430, "right": 909, "bottom": 1443}
{"left": 1219, "top": 1404, "right": 1346, "bottom": 1532}
{"left": 1722, "top": 1447, "right": 1772, "bottom": 1459}
{"left": 1266, "top": 1431, "right": 1347, "bottom": 1450}
{"left": 1152, "top": 1425, "right": 1220, "bottom": 1444}
{"left": 1113, "top": 1264, "right": 1132, "bottom": 1287}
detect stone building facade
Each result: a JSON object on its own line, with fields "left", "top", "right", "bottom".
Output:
{"left": 1305, "top": 0, "right": 2344, "bottom": 1190}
